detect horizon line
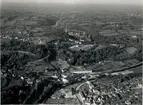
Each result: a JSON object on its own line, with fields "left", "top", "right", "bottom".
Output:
{"left": 1, "top": 1, "right": 143, "bottom": 6}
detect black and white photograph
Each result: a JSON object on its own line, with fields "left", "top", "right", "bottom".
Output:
{"left": 0, "top": 0, "right": 143, "bottom": 104}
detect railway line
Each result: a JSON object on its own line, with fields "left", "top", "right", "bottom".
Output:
{"left": 1, "top": 62, "right": 142, "bottom": 104}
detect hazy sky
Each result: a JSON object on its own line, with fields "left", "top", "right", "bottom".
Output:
{"left": 2, "top": 0, "right": 143, "bottom": 5}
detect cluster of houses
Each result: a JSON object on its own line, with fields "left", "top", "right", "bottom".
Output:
{"left": 65, "top": 28, "right": 91, "bottom": 42}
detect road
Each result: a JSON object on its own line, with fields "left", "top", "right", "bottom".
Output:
{"left": 3, "top": 50, "right": 36, "bottom": 57}
{"left": 74, "top": 62, "right": 142, "bottom": 105}
{"left": 104, "top": 62, "right": 142, "bottom": 74}
{"left": 75, "top": 81, "right": 95, "bottom": 105}
{"left": 8, "top": 62, "right": 142, "bottom": 104}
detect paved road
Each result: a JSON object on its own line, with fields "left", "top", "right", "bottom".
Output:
{"left": 75, "top": 81, "right": 95, "bottom": 105}
{"left": 3, "top": 50, "right": 36, "bottom": 57}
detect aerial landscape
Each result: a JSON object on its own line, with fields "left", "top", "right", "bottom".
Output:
{"left": 1, "top": 0, "right": 143, "bottom": 104}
